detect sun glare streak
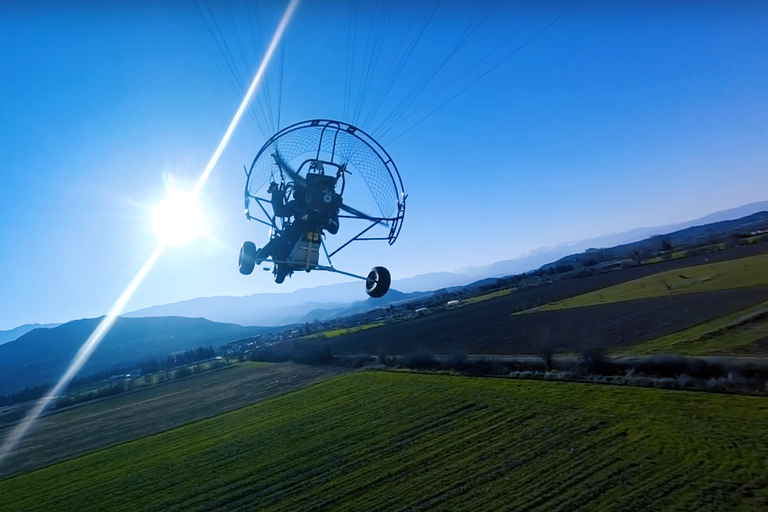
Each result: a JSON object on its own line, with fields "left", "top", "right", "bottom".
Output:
{"left": 193, "top": 0, "right": 301, "bottom": 196}
{"left": 0, "top": 0, "right": 302, "bottom": 468}
{"left": 0, "top": 246, "right": 163, "bottom": 463}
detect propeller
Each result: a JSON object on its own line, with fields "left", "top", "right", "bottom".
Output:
{"left": 271, "top": 151, "right": 388, "bottom": 227}
{"left": 272, "top": 151, "right": 303, "bottom": 184}
{"left": 339, "top": 203, "right": 389, "bottom": 226}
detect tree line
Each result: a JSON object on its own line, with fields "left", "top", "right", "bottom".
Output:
{"left": 0, "top": 346, "right": 217, "bottom": 407}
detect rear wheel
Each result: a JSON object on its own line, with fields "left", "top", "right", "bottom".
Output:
{"left": 239, "top": 241, "right": 257, "bottom": 275}
{"left": 366, "top": 266, "right": 391, "bottom": 298}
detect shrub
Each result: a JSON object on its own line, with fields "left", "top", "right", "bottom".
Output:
{"left": 400, "top": 354, "right": 438, "bottom": 370}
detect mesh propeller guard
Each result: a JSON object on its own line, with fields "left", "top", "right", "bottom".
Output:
{"left": 245, "top": 119, "right": 406, "bottom": 245}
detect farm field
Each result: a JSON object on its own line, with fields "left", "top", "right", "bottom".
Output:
{"left": 537, "top": 253, "right": 768, "bottom": 312}
{"left": 463, "top": 287, "right": 514, "bottom": 305}
{"left": 324, "top": 286, "right": 768, "bottom": 355}
{"left": 511, "top": 242, "right": 768, "bottom": 313}
{"left": 2, "top": 371, "right": 767, "bottom": 511}
{"left": 0, "top": 362, "right": 346, "bottom": 480}
{"left": 500, "top": 243, "right": 768, "bottom": 314}
{"left": 306, "top": 321, "right": 384, "bottom": 340}
{"left": 311, "top": 245, "right": 768, "bottom": 357}
{"left": 626, "top": 299, "right": 768, "bottom": 356}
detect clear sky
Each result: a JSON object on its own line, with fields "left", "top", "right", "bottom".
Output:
{"left": 1, "top": 0, "right": 767, "bottom": 330}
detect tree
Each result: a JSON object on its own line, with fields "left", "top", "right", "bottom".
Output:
{"left": 724, "top": 232, "right": 743, "bottom": 249}
{"left": 651, "top": 235, "right": 673, "bottom": 253}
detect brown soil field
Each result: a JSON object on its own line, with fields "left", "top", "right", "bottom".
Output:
{"left": 0, "top": 363, "right": 345, "bottom": 481}
{"left": 324, "top": 287, "right": 768, "bottom": 356}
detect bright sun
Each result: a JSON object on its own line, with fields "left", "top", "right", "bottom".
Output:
{"left": 151, "top": 188, "right": 208, "bottom": 247}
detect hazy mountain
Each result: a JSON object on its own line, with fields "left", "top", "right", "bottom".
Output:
{"left": 388, "top": 272, "right": 475, "bottom": 293}
{"left": 684, "top": 201, "right": 768, "bottom": 227}
{"left": 297, "top": 289, "right": 434, "bottom": 323}
{"left": 0, "top": 316, "right": 268, "bottom": 395}
{"left": 124, "top": 273, "right": 474, "bottom": 326}
{"left": 262, "top": 301, "right": 356, "bottom": 325}
{"left": 124, "top": 282, "right": 365, "bottom": 326}
{"left": 0, "top": 323, "right": 60, "bottom": 345}
{"left": 546, "top": 211, "right": 768, "bottom": 268}
{"left": 461, "top": 201, "right": 768, "bottom": 278}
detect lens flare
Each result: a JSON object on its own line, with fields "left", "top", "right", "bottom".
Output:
{"left": 0, "top": 0, "right": 302, "bottom": 468}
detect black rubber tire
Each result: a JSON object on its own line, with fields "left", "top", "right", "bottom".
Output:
{"left": 239, "top": 241, "right": 257, "bottom": 275}
{"left": 365, "top": 266, "right": 391, "bottom": 298}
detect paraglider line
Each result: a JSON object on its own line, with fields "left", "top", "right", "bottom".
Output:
{"left": 194, "top": 0, "right": 301, "bottom": 195}
{"left": 386, "top": 0, "right": 581, "bottom": 145}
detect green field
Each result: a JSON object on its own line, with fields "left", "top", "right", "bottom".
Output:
{"left": 642, "top": 250, "right": 688, "bottom": 264}
{"left": 537, "top": 253, "right": 768, "bottom": 312}
{"left": 306, "top": 322, "right": 384, "bottom": 340}
{"left": 625, "top": 300, "right": 768, "bottom": 356}
{"left": 0, "top": 362, "right": 345, "bottom": 480}
{"left": 463, "top": 287, "right": 514, "bottom": 305}
{"left": 2, "top": 372, "right": 767, "bottom": 511}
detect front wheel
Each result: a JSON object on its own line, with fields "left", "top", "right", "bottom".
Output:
{"left": 366, "top": 266, "right": 391, "bottom": 298}
{"left": 239, "top": 241, "right": 257, "bottom": 275}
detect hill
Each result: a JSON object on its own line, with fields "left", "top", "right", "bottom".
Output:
{"left": 2, "top": 372, "right": 766, "bottom": 510}
{"left": 123, "top": 272, "right": 475, "bottom": 326}
{"left": 296, "top": 289, "right": 432, "bottom": 322}
{"left": 545, "top": 210, "right": 768, "bottom": 270}
{"left": 0, "top": 323, "right": 59, "bottom": 346}
{"left": 462, "top": 201, "right": 768, "bottom": 278}
{"left": 0, "top": 316, "right": 267, "bottom": 395}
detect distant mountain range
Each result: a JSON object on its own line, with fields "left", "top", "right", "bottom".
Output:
{"left": 294, "top": 289, "right": 436, "bottom": 323}
{"left": 0, "top": 323, "right": 60, "bottom": 346}
{"left": 2, "top": 201, "right": 766, "bottom": 349}
{"left": 122, "top": 273, "right": 477, "bottom": 327}
{"left": 460, "top": 201, "right": 768, "bottom": 278}
{"left": 546, "top": 211, "right": 768, "bottom": 268}
{"left": 0, "top": 317, "right": 267, "bottom": 395}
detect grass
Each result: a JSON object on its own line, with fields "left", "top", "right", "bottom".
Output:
{"left": 2, "top": 371, "right": 767, "bottom": 511}
{"left": 536, "top": 252, "right": 768, "bottom": 312}
{"left": 0, "top": 362, "right": 345, "bottom": 480}
{"left": 463, "top": 287, "right": 514, "bottom": 305}
{"left": 624, "top": 300, "right": 768, "bottom": 356}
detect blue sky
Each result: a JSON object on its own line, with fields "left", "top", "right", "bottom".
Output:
{"left": 1, "top": 0, "right": 767, "bottom": 329}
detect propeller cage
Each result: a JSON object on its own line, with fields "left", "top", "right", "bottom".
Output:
{"left": 244, "top": 120, "right": 406, "bottom": 253}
